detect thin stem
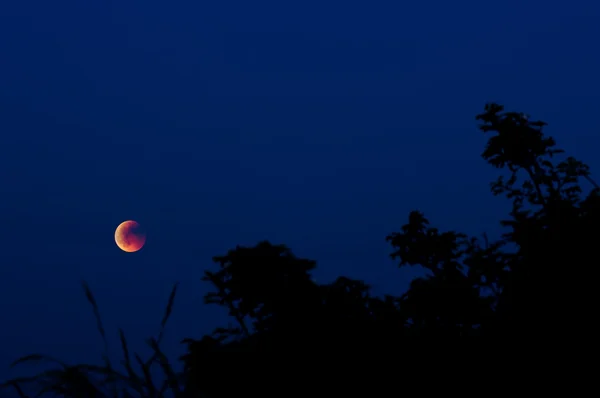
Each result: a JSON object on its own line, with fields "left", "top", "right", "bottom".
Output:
{"left": 584, "top": 174, "right": 600, "bottom": 190}
{"left": 526, "top": 166, "right": 547, "bottom": 208}
{"left": 204, "top": 272, "right": 251, "bottom": 337}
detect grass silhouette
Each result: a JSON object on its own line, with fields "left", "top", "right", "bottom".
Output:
{"left": 1, "top": 282, "right": 180, "bottom": 398}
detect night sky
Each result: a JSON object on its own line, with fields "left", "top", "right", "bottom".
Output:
{"left": 1, "top": 0, "right": 600, "bottom": 376}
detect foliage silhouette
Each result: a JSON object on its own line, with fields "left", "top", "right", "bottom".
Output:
{"left": 2, "top": 103, "right": 598, "bottom": 397}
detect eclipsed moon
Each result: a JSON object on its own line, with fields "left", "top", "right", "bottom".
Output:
{"left": 115, "top": 220, "right": 146, "bottom": 253}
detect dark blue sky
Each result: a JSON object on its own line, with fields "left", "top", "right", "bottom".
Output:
{"left": 1, "top": 0, "right": 599, "bottom": 375}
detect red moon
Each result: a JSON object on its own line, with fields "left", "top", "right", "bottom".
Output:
{"left": 115, "top": 220, "right": 146, "bottom": 253}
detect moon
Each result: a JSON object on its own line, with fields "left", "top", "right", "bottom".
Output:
{"left": 115, "top": 220, "right": 146, "bottom": 253}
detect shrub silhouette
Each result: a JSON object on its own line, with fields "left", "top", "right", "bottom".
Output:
{"left": 2, "top": 103, "right": 598, "bottom": 397}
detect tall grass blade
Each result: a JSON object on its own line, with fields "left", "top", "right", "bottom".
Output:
{"left": 81, "top": 281, "right": 112, "bottom": 371}
{"left": 147, "top": 338, "right": 181, "bottom": 398}
{"left": 134, "top": 354, "right": 156, "bottom": 398}
{"left": 146, "top": 282, "right": 179, "bottom": 368}
{"left": 117, "top": 329, "right": 144, "bottom": 396}
{"left": 82, "top": 281, "right": 120, "bottom": 398}
{"left": 157, "top": 283, "right": 179, "bottom": 346}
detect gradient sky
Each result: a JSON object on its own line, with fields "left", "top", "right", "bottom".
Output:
{"left": 1, "top": 0, "right": 599, "bottom": 378}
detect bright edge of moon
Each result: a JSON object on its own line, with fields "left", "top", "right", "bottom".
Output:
{"left": 115, "top": 220, "right": 146, "bottom": 253}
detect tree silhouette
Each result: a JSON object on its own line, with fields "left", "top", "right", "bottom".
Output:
{"left": 2, "top": 103, "right": 598, "bottom": 398}
{"left": 475, "top": 103, "right": 600, "bottom": 337}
